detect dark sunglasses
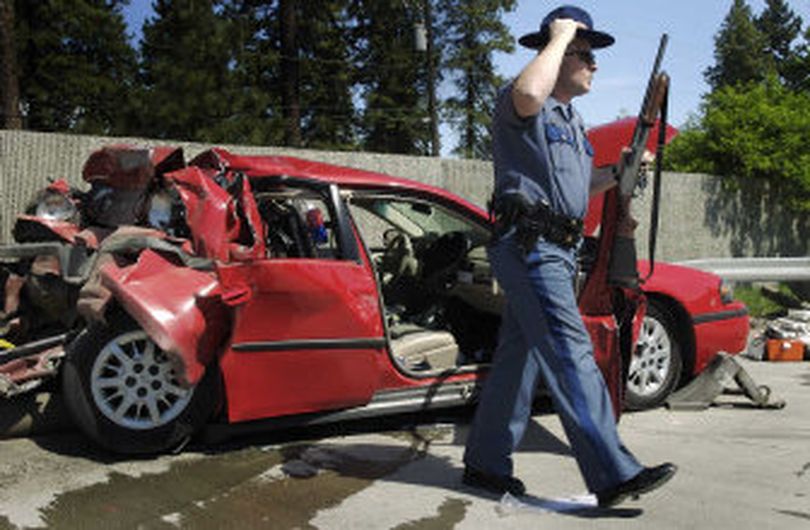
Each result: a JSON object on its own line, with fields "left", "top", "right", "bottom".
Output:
{"left": 565, "top": 49, "right": 596, "bottom": 65}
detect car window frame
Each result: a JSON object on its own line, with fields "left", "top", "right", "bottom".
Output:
{"left": 249, "top": 176, "right": 361, "bottom": 263}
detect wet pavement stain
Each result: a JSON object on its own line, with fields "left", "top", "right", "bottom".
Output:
{"left": 33, "top": 447, "right": 283, "bottom": 529}
{"left": 390, "top": 497, "right": 471, "bottom": 530}
{"left": 143, "top": 441, "right": 419, "bottom": 529}
{"left": 18, "top": 437, "right": 424, "bottom": 530}
{"left": 386, "top": 425, "right": 454, "bottom": 457}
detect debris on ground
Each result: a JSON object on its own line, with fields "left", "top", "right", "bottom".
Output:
{"left": 666, "top": 352, "right": 786, "bottom": 411}
{"left": 746, "top": 310, "right": 810, "bottom": 362}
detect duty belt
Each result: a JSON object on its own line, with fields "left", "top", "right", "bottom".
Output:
{"left": 491, "top": 194, "right": 583, "bottom": 253}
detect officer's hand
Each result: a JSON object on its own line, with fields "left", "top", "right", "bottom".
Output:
{"left": 548, "top": 18, "right": 586, "bottom": 45}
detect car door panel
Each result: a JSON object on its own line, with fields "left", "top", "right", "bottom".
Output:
{"left": 217, "top": 259, "right": 386, "bottom": 422}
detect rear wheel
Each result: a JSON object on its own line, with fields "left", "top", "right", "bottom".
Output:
{"left": 625, "top": 301, "right": 683, "bottom": 410}
{"left": 62, "top": 311, "right": 219, "bottom": 454}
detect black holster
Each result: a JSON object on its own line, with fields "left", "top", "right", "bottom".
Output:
{"left": 491, "top": 193, "right": 583, "bottom": 254}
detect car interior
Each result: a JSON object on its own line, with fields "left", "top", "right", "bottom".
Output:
{"left": 346, "top": 192, "right": 503, "bottom": 374}
{"left": 251, "top": 183, "right": 504, "bottom": 376}
{"left": 245, "top": 178, "right": 616, "bottom": 381}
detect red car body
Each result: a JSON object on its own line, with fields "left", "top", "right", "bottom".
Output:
{"left": 0, "top": 119, "right": 741, "bottom": 452}
{"left": 93, "top": 148, "right": 623, "bottom": 425}
{"left": 637, "top": 260, "right": 749, "bottom": 376}
{"left": 49, "top": 143, "right": 642, "bottom": 454}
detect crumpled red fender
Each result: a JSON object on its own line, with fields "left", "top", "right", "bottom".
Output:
{"left": 98, "top": 248, "right": 229, "bottom": 387}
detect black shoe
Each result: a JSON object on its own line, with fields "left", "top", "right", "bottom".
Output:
{"left": 596, "top": 463, "right": 677, "bottom": 508}
{"left": 462, "top": 466, "right": 526, "bottom": 496}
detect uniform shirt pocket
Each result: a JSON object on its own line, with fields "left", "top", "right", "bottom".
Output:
{"left": 544, "top": 122, "right": 578, "bottom": 173}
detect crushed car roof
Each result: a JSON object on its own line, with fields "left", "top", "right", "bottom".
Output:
{"left": 198, "top": 148, "right": 489, "bottom": 219}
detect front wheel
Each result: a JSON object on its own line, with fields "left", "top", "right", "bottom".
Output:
{"left": 625, "top": 301, "right": 683, "bottom": 410}
{"left": 62, "top": 311, "right": 220, "bottom": 454}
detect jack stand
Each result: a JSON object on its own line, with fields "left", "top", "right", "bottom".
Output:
{"left": 666, "top": 353, "right": 786, "bottom": 411}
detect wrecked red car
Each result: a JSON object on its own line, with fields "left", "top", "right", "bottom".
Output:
{"left": 0, "top": 146, "right": 187, "bottom": 398}
{"left": 1, "top": 143, "right": 640, "bottom": 453}
{"left": 0, "top": 122, "right": 747, "bottom": 453}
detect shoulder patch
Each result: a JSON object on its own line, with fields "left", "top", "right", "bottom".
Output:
{"left": 544, "top": 123, "right": 573, "bottom": 145}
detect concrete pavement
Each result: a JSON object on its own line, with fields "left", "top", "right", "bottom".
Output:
{"left": 0, "top": 357, "right": 807, "bottom": 529}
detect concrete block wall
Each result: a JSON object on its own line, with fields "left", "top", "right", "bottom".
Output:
{"left": 2, "top": 130, "right": 806, "bottom": 262}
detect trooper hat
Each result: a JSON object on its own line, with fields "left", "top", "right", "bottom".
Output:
{"left": 518, "top": 5, "right": 614, "bottom": 50}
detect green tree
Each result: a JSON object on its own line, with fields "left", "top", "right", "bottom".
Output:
{"left": 755, "top": 0, "right": 804, "bottom": 86}
{"left": 0, "top": 0, "right": 21, "bottom": 128}
{"left": 135, "top": 0, "right": 241, "bottom": 143}
{"left": 782, "top": 24, "right": 810, "bottom": 91}
{"left": 216, "top": 0, "right": 357, "bottom": 149}
{"left": 667, "top": 77, "right": 810, "bottom": 212}
{"left": 667, "top": 0, "right": 810, "bottom": 215}
{"left": 278, "top": 0, "right": 300, "bottom": 146}
{"left": 704, "top": 0, "right": 775, "bottom": 90}
{"left": 216, "top": 1, "right": 285, "bottom": 146}
{"left": 439, "top": 0, "right": 515, "bottom": 159}
{"left": 295, "top": 0, "right": 357, "bottom": 150}
{"left": 13, "top": 0, "right": 136, "bottom": 134}
{"left": 352, "top": 0, "right": 431, "bottom": 155}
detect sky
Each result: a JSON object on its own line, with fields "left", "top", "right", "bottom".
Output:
{"left": 122, "top": 0, "right": 810, "bottom": 149}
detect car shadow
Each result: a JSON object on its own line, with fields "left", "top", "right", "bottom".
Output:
{"left": 206, "top": 410, "right": 639, "bottom": 520}
{"left": 22, "top": 405, "right": 643, "bottom": 519}
{"left": 29, "top": 431, "right": 131, "bottom": 464}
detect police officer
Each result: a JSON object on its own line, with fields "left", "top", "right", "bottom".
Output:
{"left": 462, "top": 5, "right": 676, "bottom": 508}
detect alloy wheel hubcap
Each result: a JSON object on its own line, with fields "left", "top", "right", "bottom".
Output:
{"left": 90, "top": 330, "right": 193, "bottom": 430}
{"left": 628, "top": 316, "right": 672, "bottom": 397}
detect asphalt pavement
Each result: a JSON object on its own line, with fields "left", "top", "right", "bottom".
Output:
{"left": 0, "top": 356, "right": 808, "bottom": 529}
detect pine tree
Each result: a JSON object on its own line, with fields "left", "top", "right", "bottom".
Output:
{"left": 439, "top": 0, "right": 515, "bottom": 160}
{"left": 0, "top": 0, "right": 21, "bottom": 128}
{"left": 352, "top": 0, "right": 431, "bottom": 155}
{"left": 279, "top": 0, "right": 300, "bottom": 146}
{"left": 783, "top": 25, "right": 810, "bottom": 91}
{"left": 136, "top": 0, "right": 240, "bottom": 142}
{"left": 216, "top": 1, "right": 285, "bottom": 146}
{"left": 667, "top": 1, "right": 810, "bottom": 215}
{"left": 214, "top": 0, "right": 357, "bottom": 149}
{"left": 13, "top": 0, "right": 136, "bottom": 133}
{"left": 296, "top": 0, "right": 357, "bottom": 150}
{"left": 756, "top": 0, "right": 806, "bottom": 89}
{"left": 755, "top": 0, "right": 802, "bottom": 65}
{"left": 704, "top": 0, "right": 776, "bottom": 90}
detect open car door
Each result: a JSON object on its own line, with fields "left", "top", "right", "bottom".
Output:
{"left": 216, "top": 183, "right": 386, "bottom": 423}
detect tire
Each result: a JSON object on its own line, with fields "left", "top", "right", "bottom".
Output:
{"left": 625, "top": 300, "right": 683, "bottom": 410}
{"left": 62, "top": 311, "right": 220, "bottom": 454}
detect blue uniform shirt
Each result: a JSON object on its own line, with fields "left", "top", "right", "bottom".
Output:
{"left": 492, "top": 84, "right": 594, "bottom": 220}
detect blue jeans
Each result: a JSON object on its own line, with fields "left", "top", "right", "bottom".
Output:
{"left": 463, "top": 232, "right": 642, "bottom": 493}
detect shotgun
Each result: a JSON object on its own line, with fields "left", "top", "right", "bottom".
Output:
{"left": 607, "top": 34, "right": 670, "bottom": 288}
{"left": 617, "top": 34, "right": 670, "bottom": 197}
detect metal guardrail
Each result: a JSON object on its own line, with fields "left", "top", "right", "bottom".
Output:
{"left": 676, "top": 257, "right": 810, "bottom": 282}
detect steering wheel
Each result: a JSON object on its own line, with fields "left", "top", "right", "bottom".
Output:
{"left": 420, "top": 231, "right": 471, "bottom": 291}
{"left": 380, "top": 230, "right": 419, "bottom": 283}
